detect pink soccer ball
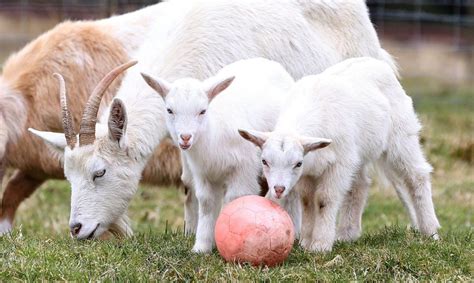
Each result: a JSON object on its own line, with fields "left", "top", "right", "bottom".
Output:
{"left": 215, "top": 195, "right": 294, "bottom": 267}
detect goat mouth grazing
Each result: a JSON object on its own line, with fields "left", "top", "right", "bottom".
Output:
{"left": 179, "top": 143, "right": 191, "bottom": 150}
{"left": 86, "top": 224, "right": 100, "bottom": 240}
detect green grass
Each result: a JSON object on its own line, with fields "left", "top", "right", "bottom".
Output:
{"left": 0, "top": 80, "right": 473, "bottom": 281}
{"left": 1, "top": 228, "right": 471, "bottom": 281}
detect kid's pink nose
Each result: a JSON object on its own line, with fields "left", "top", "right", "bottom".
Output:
{"left": 274, "top": 185, "right": 286, "bottom": 198}
{"left": 180, "top": 134, "right": 192, "bottom": 142}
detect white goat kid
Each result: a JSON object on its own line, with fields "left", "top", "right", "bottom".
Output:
{"left": 240, "top": 57, "right": 440, "bottom": 252}
{"left": 142, "top": 58, "right": 294, "bottom": 253}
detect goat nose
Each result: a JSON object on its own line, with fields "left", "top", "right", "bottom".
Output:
{"left": 70, "top": 223, "right": 82, "bottom": 237}
{"left": 274, "top": 185, "right": 286, "bottom": 195}
{"left": 180, "top": 134, "right": 192, "bottom": 142}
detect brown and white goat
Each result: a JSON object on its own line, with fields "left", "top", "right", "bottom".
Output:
{"left": 0, "top": 1, "right": 186, "bottom": 234}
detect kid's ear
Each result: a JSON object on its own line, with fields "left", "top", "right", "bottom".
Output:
{"left": 299, "top": 137, "right": 332, "bottom": 154}
{"left": 205, "top": 76, "right": 235, "bottom": 101}
{"left": 238, "top": 129, "right": 269, "bottom": 148}
{"left": 141, "top": 72, "right": 171, "bottom": 98}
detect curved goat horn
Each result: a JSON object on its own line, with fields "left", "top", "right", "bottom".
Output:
{"left": 78, "top": 60, "right": 137, "bottom": 146}
{"left": 54, "top": 73, "right": 77, "bottom": 148}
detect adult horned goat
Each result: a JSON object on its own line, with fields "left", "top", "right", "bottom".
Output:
{"left": 0, "top": 0, "right": 190, "bottom": 234}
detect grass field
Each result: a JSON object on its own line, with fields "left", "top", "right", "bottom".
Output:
{"left": 0, "top": 79, "right": 473, "bottom": 281}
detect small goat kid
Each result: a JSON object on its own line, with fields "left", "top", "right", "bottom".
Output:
{"left": 240, "top": 57, "right": 440, "bottom": 252}
{"left": 142, "top": 58, "right": 295, "bottom": 253}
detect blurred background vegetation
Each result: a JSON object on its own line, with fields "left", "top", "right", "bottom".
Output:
{"left": 1, "top": 0, "right": 473, "bottom": 85}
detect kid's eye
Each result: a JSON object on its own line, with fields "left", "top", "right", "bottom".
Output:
{"left": 199, "top": 109, "right": 206, "bottom": 115}
{"left": 262, "top": 159, "right": 268, "bottom": 166}
{"left": 294, "top": 162, "right": 303, "bottom": 168}
{"left": 93, "top": 169, "right": 106, "bottom": 181}
{"left": 167, "top": 108, "right": 173, "bottom": 114}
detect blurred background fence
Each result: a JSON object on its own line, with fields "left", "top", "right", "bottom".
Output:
{"left": 0, "top": 0, "right": 473, "bottom": 85}
{"left": 368, "top": 0, "right": 474, "bottom": 85}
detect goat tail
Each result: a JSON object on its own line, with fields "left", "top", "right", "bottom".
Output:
{"left": 378, "top": 48, "right": 400, "bottom": 78}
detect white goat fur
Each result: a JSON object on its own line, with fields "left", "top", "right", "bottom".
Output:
{"left": 31, "top": 0, "right": 397, "bottom": 240}
{"left": 143, "top": 58, "right": 294, "bottom": 252}
{"left": 241, "top": 57, "right": 440, "bottom": 252}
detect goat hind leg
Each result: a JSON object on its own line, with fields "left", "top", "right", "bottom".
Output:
{"left": 184, "top": 185, "right": 198, "bottom": 236}
{"left": 337, "top": 166, "right": 370, "bottom": 242}
{"left": 389, "top": 137, "right": 440, "bottom": 238}
{"left": 0, "top": 170, "right": 45, "bottom": 234}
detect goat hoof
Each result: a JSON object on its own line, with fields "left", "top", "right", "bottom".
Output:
{"left": 0, "top": 219, "right": 12, "bottom": 235}
{"left": 308, "top": 239, "right": 333, "bottom": 253}
{"left": 336, "top": 226, "right": 361, "bottom": 242}
{"left": 191, "top": 242, "right": 213, "bottom": 253}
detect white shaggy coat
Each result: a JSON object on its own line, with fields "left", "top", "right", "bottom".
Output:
{"left": 241, "top": 57, "right": 440, "bottom": 252}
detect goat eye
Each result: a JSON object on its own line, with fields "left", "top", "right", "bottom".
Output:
{"left": 295, "top": 162, "right": 303, "bottom": 168}
{"left": 93, "top": 169, "right": 106, "bottom": 181}
{"left": 199, "top": 109, "right": 206, "bottom": 115}
{"left": 167, "top": 108, "right": 173, "bottom": 114}
{"left": 262, "top": 159, "right": 268, "bottom": 166}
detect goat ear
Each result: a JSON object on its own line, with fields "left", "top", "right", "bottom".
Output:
{"left": 206, "top": 76, "right": 235, "bottom": 101}
{"left": 141, "top": 72, "right": 171, "bottom": 98}
{"left": 299, "top": 137, "right": 332, "bottom": 155}
{"left": 238, "top": 129, "right": 269, "bottom": 148}
{"left": 108, "top": 99, "right": 127, "bottom": 146}
{"left": 28, "top": 128, "right": 68, "bottom": 151}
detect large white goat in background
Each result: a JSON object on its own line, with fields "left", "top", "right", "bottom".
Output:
{"left": 30, "top": 0, "right": 401, "bottom": 245}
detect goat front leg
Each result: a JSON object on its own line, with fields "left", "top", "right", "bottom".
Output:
{"left": 305, "top": 165, "right": 351, "bottom": 252}
{"left": 267, "top": 188, "right": 302, "bottom": 239}
{"left": 192, "top": 178, "right": 223, "bottom": 253}
{"left": 0, "top": 170, "right": 44, "bottom": 235}
{"left": 181, "top": 156, "right": 198, "bottom": 236}
{"left": 297, "top": 176, "right": 317, "bottom": 248}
